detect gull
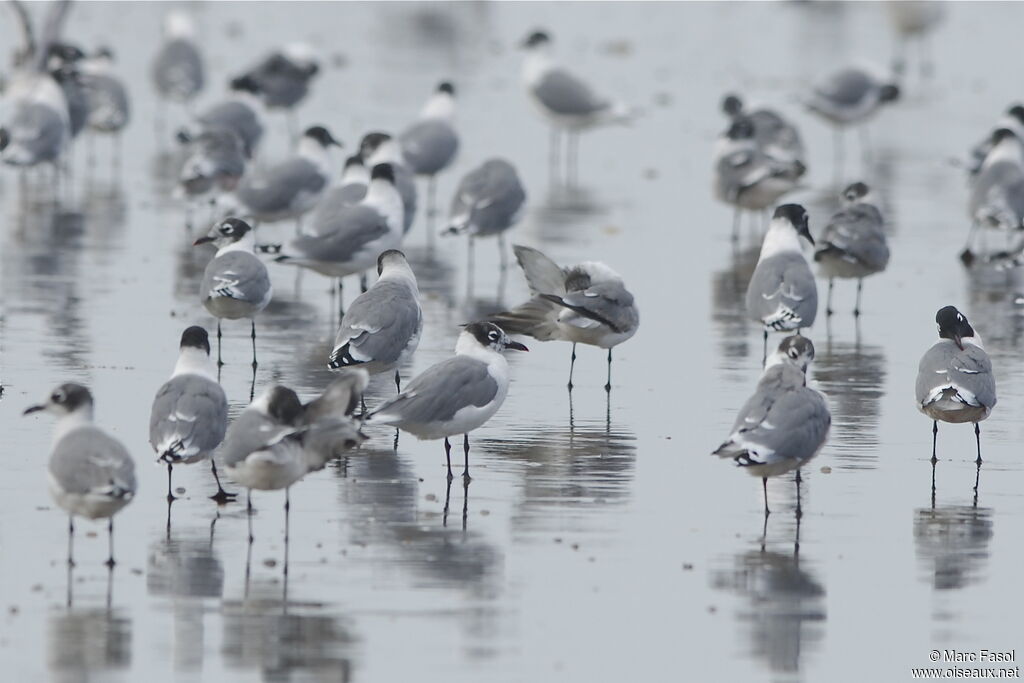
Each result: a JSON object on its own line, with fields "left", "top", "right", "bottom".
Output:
{"left": 813, "top": 182, "right": 890, "bottom": 316}
{"left": 965, "top": 105, "right": 1024, "bottom": 177}
{"left": 231, "top": 43, "right": 319, "bottom": 137}
{"left": 72, "top": 46, "right": 132, "bottom": 166}
{"left": 224, "top": 125, "right": 341, "bottom": 227}
{"left": 360, "top": 131, "right": 418, "bottom": 233}
{"left": 490, "top": 245, "right": 638, "bottom": 391}
{"left": 221, "top": 373, "right": 367, "bottom": 544}
{"left": 316, "top": 153, "right": 370, "bottom": 217}
{"left": 151, "top": 10, "right": 204, "bottom": 110}
{"left": 963, "top": 128, "right": 1024, "bottom": 259}
{"left": 183, "top": 78, "right": 265, "bottom": 159}
{"left": 916, "top": 306, "right": 996, "bottom": 465}
{"left": 720, "top": 93, "right": 806, "bottom": 168}
{"left": 714, "top": 118, "right": 805, "bottom": 239}
{"left": 193, "top": 218, "right": 273, "bottom": 368}
{"left": 443, "top": 158, "right": 527, "bottom": 278}
{"left": 24, "top": 383, "right": 137, "bottom": 567}
{"left": 271, "top": 163, "right": 405, "bottom": 315}
{"left": 713, "top": 336, "right": 830, "bottom": 516}
{"left": 400, "top": 81, "right": 459, "bottom": 238}
{"left": 328, "top": 249, "right": 422, "bottom": 393}
{"left": 520, "top": 29, "right": 632, "bottom": 186}
{"left": 366, "top": 322, "right": 527, "bottom": 480}
{"left": 804, "top": 66, "right": 899, "bottom": 173}
{"left": 746, "top": 204, "right": 818, "bottom": 362}
{"left": 149, "top": 326, "right": 233, "bottom": 504}
{"left": 177, "top": 127, "right": 247, "bottom": 201}
{"left": 888, "top": 1, "right": 945, "bottom": 79}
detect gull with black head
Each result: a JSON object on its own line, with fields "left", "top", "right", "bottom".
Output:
{"left": 400, "top": 81, "right": 459, "bottom": 241}
{"left": 149, "top": 326, "right": 232, "bottom": 505}
{"left": 24, "top": 384, "right": 137, "bottom": 567}
{"left": 194, "top": 217, "right": 272, "bottom": 370}
{"left": 916, "top": 306, "right": 996, "bottom": 465}
{"left": 360, "top": 132, "right": 418, "bottom": 234}
{"left": 746, "top": 204, "right": 817, "bottom": 363}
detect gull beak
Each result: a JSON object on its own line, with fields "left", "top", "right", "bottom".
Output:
{"left": 23, "top": 404, "right": 44, "bottom": 415}
{"left": 329, "top": 136, "right": 343, "bottom": 148}
{"left": 800, "top": 226, "right": 815, "bottom": 247}
{"left": 192, "top": 235, "right": 215, "bottom": 246}
{"left": 506, "top": 341, "right": 529, "bottom": 352}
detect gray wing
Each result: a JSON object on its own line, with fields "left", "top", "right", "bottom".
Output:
{"left": 180, "top": 129, "right": 246, "bottom": 195}
{"left": 513, "top": 244, "right": 567, "bottom": 295}
{"left": 198, "top": 100, "right": 262, "bottom": 157}
{"left": 303, "top": 369, "right": 370, "bottom": 423}
{"left": 201, "top": 251, "right": 271, "bottom": 305}
{"left": 331, "top": 280, "right": 422, "bottom": 366}
{"left": 916, "top": 342, "right": 996, "bottom": 409}
{"left": 218, "top": 409, "right": 297, "bottom": 468}
{"left": 292, "top": 204, "right": 390, "bottom": 262}
{"left": 400, "top": 119, "right": 458, "bottom": 176}
{"left": 51, "top": 428, "right": 137, "bottom": 498}
{"left": 542, "top": 281, "right": 638, "bottom": 335}
{"left": 814, "top": 68, "right": 872, "bottom": 106}
{"left": 746, "top": 253, "right": 818, "bottom": 329}
{"left": 149, "top": 375, "right": 228, "bottom": 460}
{"left": 236, "top": 158, "right": 324, "bottom": 214}
{"left": 370, "top": 356, "right": 498, "bottom": 424}
{"left": 5, "top": 101, "right": 65, "bottom": 164}
{"left": 734, "top": 388, "right": 830, "bottom": 466}
{"left": 315, "top": 182, "right": 367, "bottom": 218}
{"left": 748, "top": 108, "right": 805, "bottom": 159}
{"left": 448, "top": 159, "right": 526, "bottom": 236}
{"left": 532, "top": 68, "right": 610, "bottom": 116}
{"left": 816, "top": 204, "right": 890, "bottom": 271}
{"left": 152, "top": 39, "right": 204, "bottom": 102}
{"left": 249, "top": 53, "right": 313, "bottom": 108}
{"left": 81, "top": 73, "right": 130, "bottom": 131}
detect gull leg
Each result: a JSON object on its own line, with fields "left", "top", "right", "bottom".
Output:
{"left": 462, "top": 433, "right": 472, "bottom": 482}
{"left": 567, "top": 343, "right": 577, "bottom": 391}
{"left": 250, "top": 320, "right": 258, "bottom": 371}
{"left": 67, "top": 516, "right": 76, "bottom": 568}
{"left": 795, "top": 470, "right": 803, "bottom": 520}
{"left": 105, "top": 518, "right": 116, "bottom": 568}
{"left": 549, "top": 127, "right": 562, "bottom": 189}
{"left": 217, "top": 321, "right": 224, "bottom": 368}
{"left": 762, "top": 329, "right": 768, "bottom": 367}
{"left": 395, "top": 370, "right": 401, "bottom": 393}
{"left": 462, "top": 475, "right": 470, "bottom": 532}
{"left": 930, "top": 456, "right": 937, "bottom": 509}
{"left": 338, "top": 279, "right": 345, "bottom": 319}
{"left": 762, "top": 477, "right": 770, "bottom": 517}
{"left": 426, "top": 176, "right": 438, "bottom": 250}
{"left": 444, "top": 437, "right": 453, "bottom": 481}
{"left": 859, "top": 126, "right": 872, "bottom": 167}
{"left": 931, "top": 421, "right": 938, "bottom": 464}
{"left": 210, "top": 459, "right": 237, "bottom": 503}
{"left": 833, "top": 128, "right": 844, "bottom": 185}
{"left": 442, "top": 473, "right": 452, "bottom": 527}
{"left": 854, "top": 279, "right": 863, "bottom": 317}
{"left": 467, "top": 237, "right": 475, "bottom": 296}
{"left": 973, "top": 458, "right": 982, "bottom": 508}
{"left": 826, "top": 278, "right": 834, "bottom": 316}
{"left": 974, "top": 422, "right": 982, "bottom": 465}
{"left": 247, "top": 489, "right": 254, "bottom": 544}
{"left": 283, "top": 488, "right": 291, "bottom": 587}
{"left": 731, "top": 207, "right": 740, "bottom": 243}
{"left": 604, "top": 348, "right": 613, "bottom": 393}
{"left": 360, "top": 272, "right": 368, "bottom": 293}
{"left": 166, "top": 462, "right": 176, "bottom": 502}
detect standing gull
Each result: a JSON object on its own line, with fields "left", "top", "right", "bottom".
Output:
{"left": 360, "top": 132, "right": 418, "bottom": 233}
{"left": 177, "top": 127, "right": 247, "bottom": 203}
{"left": 0, "top": 70, "right": 69, "bottom": 169}
{"left": 490, "top": 245, "right": 638, "bottom": 391}
{"left": 24, "top": 384, "right": 137, "bottom": 567}
{"left": 231, "top": 43, "right": 319, "bottom": 137}
{"left": 713, "top": 118, "right": 805, "bottom": 239}
{"left": 328, "top": 250, "right": 423, "bottom": 394}
{"left": 316, "top": 154, "right": 370, "bottom": 217}
{"left": 151, "top": 11, "right": 204, "bottom": 112}
{"left": 804, "top": 66, "right": 899, "bottom": 174}
{"left": 520, "top": 29, "right": 631, "bottom": 186}
{"left": 149, "top": 326, "right": 232, "bottom": 504}
{"left": 444, "top": 158, "right": 527, "bottom": 281}
{"left": 746, "top": 204, "right": 818, "bottom": 363}
{"left": 194, "top": 218, "right": 273, "bottom": 369}
{"left": 76, "top": 47, "right": 132, "bottom": 168}
{"left": 720, "top": 93, "right": 806, "bottom": 169}
{"left": 400, "top": 81, "right": 459, "bottom": 239}
{"left": 222, "top": 374, "right": 367, "bottom": 546}
{"left": 963, "top": 128, "right": 1024, "bottom": 259}
{"left": 814, "top": 182, "right": 890, "bottom": 316}
{"left": 224, "top": 125, "right": 341, "bottom": 228}
{"left": 185, "top": 78, "right": 265, "bottom": 159}
{"left": 713, "top": 336, "right": 830, "bottom": 516}
{"left": 366, "top": 322, "right": 527, "bottom": 480}
{"left": 272, "top": 163, "right": 405, "bottom": 315}
{"left": 916, "top": 306, "right": 996, "bottom": 465}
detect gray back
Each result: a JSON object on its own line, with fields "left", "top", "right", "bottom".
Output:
{"left": 200, "top": 250, "right": 271, "bottom": 306}
{"left": 51, "top": 427, "right": 137, "bottom": 496}
{"left": 816, "top": 68, "right": 872, "bottom": 106}
{"left": 915, "top": 341, "right": 997, "bottom": 409}
{"left": 400, "top": 119, "right": 458, "bottom": 176}
{"left": 532, "top": 68, "right": 609, "bottom": 116}
{"left": 149, "top": 374, "right": 228, "bottom": 456}
{"left": 371, "top": 356, "right": 499, "bottom": 425}
{"left": 199, "top": 100, "right": 262, "bottom": 157}
{"left": 152, "top": 39, "right": 204, "bottom": 101}
{"left": 450, "top": 159, "right": 526, "bottom": 236}
{"left": 237, "top": 157, "right": 324, "bottom": 214}
{"left": 299, "top": 204, "right": 390, "bottom": 262}
{"left": 746, "top": 252, "right": 818, "bottom": 329}
{"left": 819, "top": 203, "right": 890, "bottom": 271}
{"left": 218, "top": 409, "right": 297, "bottom": 468}
{"left": 334, "top": 279, "right": 422, "bottom": 366}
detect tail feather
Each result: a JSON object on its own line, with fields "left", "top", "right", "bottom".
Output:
{"left": 490, "top": 297, "right": 561, "bottom": 341}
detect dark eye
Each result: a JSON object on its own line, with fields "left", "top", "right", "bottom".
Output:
{"left": 51, "top": 391, "right": 64, "bottom": 403}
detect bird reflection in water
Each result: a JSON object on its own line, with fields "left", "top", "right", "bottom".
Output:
{"left": 710, "top": 244, "right": 759, "bottom": 368}
{"left": 50, "top": 564, "right": 130, "bottom": 680}
{"left": 221, "top": 581, "right": 356, "bottom": 682}
{"left": 914, "top": 504, "right": 993, "bottom": 591}
{"left": 146, "top": 524, "right": 225, "bottom": 672}
{"left": 711, "top": 518, "right": 826, "bottom": 678}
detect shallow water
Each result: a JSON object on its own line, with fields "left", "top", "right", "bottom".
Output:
{"left": 3, "top": 2, "right": 1024, "bottom": 682}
